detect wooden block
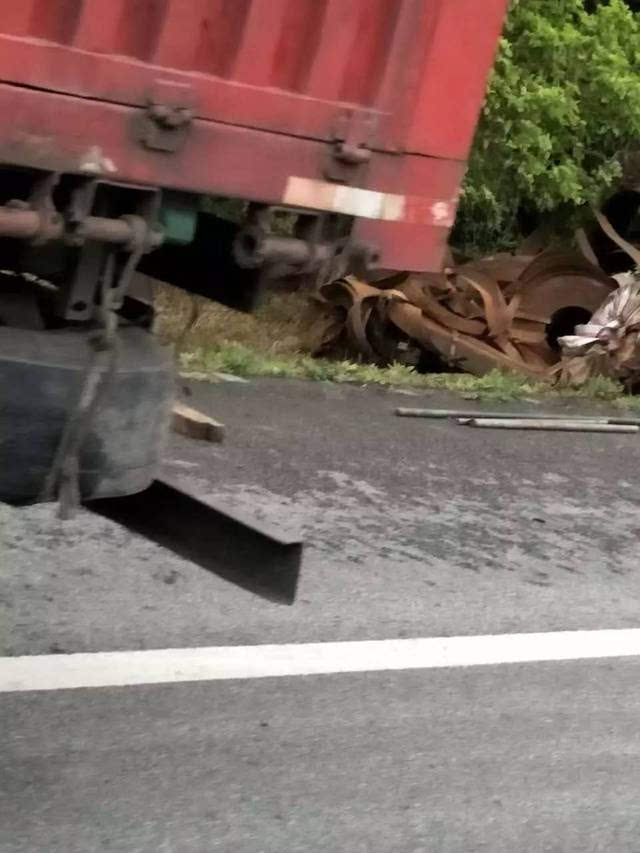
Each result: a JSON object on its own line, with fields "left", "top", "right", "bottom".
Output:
{"left": 172, "top": 403, "right": 225, "bottom": 443}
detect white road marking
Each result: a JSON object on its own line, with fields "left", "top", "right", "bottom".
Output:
{"left": 2, "top": 629, "right": 640, "bottom": 693}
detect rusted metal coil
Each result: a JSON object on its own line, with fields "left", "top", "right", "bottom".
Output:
{"left": 306, "top": 251, "right": 618, "bottom": 377}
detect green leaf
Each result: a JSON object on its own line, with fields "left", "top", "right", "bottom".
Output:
{"left": 454, "top": 0, "right": 640, "bottom": 254}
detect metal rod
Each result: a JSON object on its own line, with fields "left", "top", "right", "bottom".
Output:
{"left": 0, "top": 206, "right": 163, "bottom": 248}
{"left": 0, "top": 207, "right": 46, "bottom": 239}
{"left": 395, "top": 407, "right": 640, "bottom": 426}
{"left": 80, "top": 217, "right": 141, "bottom": 244}
{"left": 458, "top": 418, "right": 639, "bottom": 433}
{"left": 234, "top": 229, "right": 334, "bottom": 268}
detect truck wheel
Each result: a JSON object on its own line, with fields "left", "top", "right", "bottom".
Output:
{"left": 0, "top": 325, "right": 174, "bottom": 504}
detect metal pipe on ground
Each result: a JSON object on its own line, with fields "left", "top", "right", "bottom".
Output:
{"left": 395, "top": 408, "right": 640, "bottom": 426}
{"left": 457, "top": 418, "right": 638, "bottom": 434}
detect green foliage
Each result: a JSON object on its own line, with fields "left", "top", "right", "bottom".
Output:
{"left": 180, "top": 344, "right": 433, "bottom": 387}
{"left": 199, "top": 198, "right": 296, "bottom": 234}
{"left": 159, "top": 284, "right": 636, "bottom": 404}
{"left": 179, "top": 344, "right": 639, "bottom": 404}
{"left": 200, "top": 196, "right": 247, "bottom": 222}
{"left": 455, "top": 0, "right": 640, "bottom": 253}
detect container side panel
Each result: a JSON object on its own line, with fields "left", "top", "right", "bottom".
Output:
{"left": 271, "top": 0, "right": 327, "bottom": 93}
{"left": 29, "top": 0, "right": 83, "bottom": 44}
{"left": 152, "top": 0, "right": 206, "bottom": 69}
{"left": 375, "top": 0, "right": 435, "bottom": 148}
{"left": 64, "top": 0, "right": 169, "bottom": 59}
{"left": 194, "top": 0, "right": 253, "bottom": 78}
{"left": 153, "top": 0, "right": 254, "bottom": 78}
{"left": 3, "top": 1, "right": 39, "bottom": 36}
{"left": 405, "top": 0, "right": 510, "bottom": 159}
{"left": 304, "top": 0, "right": 362, "bottom": 101}
{"left": 339, "top": 0, "right": 402, "bottom": 106}
{"left": 72, "top": 0, "right": 127, "bottom": 54}
{"left": 117, "top": 0, "right": 169, "bottom": 61}
{"left": 230, "top": 0, "right": 290, "bottom": 85}
{"left": 374, "top": 0, "right": 427, "bottom": 109}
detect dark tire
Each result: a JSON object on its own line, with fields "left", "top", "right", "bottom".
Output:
{"left": 0, "top": 325, "right": 174, "bottom": 503}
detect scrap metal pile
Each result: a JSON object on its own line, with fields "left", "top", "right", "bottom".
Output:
{"left": 558, "top": 277, "right": 640, "bottom": 386}
{"left": 306, "top": 252, "right": 620, "bottom": 380}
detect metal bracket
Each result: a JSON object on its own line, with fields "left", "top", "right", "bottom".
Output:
{"left": 324, "top": 110, "right": 377, "bottom": 183}
{"left": 137, "top": 80, "right": 195, "bottom": 153}
{"left": 24, "top": 173, "right": 64, "bottom": 245}
{"left": 65, "top": 178, "right": 99, "bottom": 247}
{"left": 58, "top": 182, "right": 162, "bottom": 321}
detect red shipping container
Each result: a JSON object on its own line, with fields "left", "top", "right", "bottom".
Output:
{"left": 0, "top": 0, "right": 509, "bottom": 271}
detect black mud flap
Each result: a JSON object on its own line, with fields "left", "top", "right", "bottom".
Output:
{"left": 89, "top": 477, "right": 302, "bottom": 605}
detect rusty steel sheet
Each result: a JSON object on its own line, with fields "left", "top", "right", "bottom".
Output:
{"left": 307, "top": 251, "right": 618, "bottom": 378}
{"left": 515, "top": 252, "right": 616, "bottom": 321}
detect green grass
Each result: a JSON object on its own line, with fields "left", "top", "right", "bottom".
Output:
{"left": 152, "top": 280, "right": 640, "bottom": 407}
{"left": 180, "top": 344, "right": 432, "bottom": 386}
{"left": 179, "top": 344, "right": 640, "bottom": 408}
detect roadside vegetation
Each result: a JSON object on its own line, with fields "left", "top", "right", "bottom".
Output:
{"left": 155, "top": 283, "right": 640, "bottom": 407}
{"left": 455, "top": 0, "right": 640, "bottom": 252}
{"left": 155, "top": 1, "right": 640, "bottom": 407}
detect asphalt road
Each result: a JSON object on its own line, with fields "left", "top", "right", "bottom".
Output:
{"left": 2, "top": 378, "right": 640, "bottom": 851}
